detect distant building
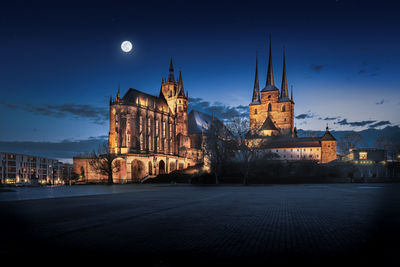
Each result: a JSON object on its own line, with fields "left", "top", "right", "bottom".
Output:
{"left": 0, "top": 152, "right": 72, "bottom": 185}
{"left": 343, "top": 148, "right": 386, "bottom": 164}
{"left": 247, "top": 39, "right": 337, "bottom": 163}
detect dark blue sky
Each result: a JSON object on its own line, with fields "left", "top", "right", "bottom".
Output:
{"left": 1, "top": 0, "right": 399, "bottom": 144}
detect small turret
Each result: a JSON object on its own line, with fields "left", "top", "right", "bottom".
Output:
{"left": 291, "top": 85, "right": 294, "bottom": 102}
{"left": 116, "top": 86, "right": 120, "bottom": 102}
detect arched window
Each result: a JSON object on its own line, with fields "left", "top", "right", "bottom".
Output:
{"left": 268, "top": 103, "right": 272, "bottom": 112}
{"left": 254, "top": 109, "right": 258, "bottom": 115}
{"left": 282, "top": 105, "right": 286, "bottom": 112}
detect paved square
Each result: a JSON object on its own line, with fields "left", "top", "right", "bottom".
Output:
{"left": 1, "top": 184, "right": 399, "bottom": 265}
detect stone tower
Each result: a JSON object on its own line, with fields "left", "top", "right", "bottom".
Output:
{"left": 160, "top": 58, "right": 190, "bottom": 155}
{"left": 249, "top": 39, "right": 295, "bottom": 136}
{"left": 160, "top": 58, "right": 188, "bottom": 137}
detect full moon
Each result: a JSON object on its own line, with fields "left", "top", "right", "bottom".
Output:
{"left": 121, "top": 41, "right": 133, "bottom": 53}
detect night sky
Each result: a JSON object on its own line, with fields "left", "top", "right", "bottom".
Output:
{"left": 1, "top": 0, "right": 399, "bottom": 149}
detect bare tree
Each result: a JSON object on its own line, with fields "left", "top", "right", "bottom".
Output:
{"left": 227, "top": 117, "right": 259, "bottom": 185}
{"left": 88, "top": 142, "right": 120, "bottom": 185}
{"left": 375, "top": 135, "right": 400, "bottom": 160}
{"left": 338, "top": 132, "right": 364, "bottom": 155}
{"left": 202, "top": 116, "right": 233, "bottom": 184}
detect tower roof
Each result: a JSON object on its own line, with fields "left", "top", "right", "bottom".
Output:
{"left": 177, "top": 71, "right": 185, "bottom": 97}
{"left": 280, "top": 46, "right": 289, "bottom": 99}
{"left": 321, "top": 126, "right": 336, "bottom": 141}
{"left": 260, "top": 116, "right": 279, "bottom": 131}
{"left": 168, "top": 57, "right": 175, "bottom": 83}
{"left": 251, "top": 52, "right": 261, "bottom": 104}
{"left": 262, "top": 37, "right": 279, "bottom": 92}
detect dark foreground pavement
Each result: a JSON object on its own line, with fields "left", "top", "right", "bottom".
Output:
{"left": 1, "top": 184, "right": 400, "bottom": 266}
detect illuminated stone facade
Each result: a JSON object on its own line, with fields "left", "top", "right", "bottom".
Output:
{"left": 74, "top": 59, "right": 202, "bottom": 183}
{"left": 248, "top": 41, "right": 337, "bottom": 163}
{"left": 249, "top": 41, "right": 294, "bottom": 136}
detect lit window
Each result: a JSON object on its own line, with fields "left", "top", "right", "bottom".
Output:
{"left": 359, "top": 152, "right": 367, "bottom": 160}
{"left": 148, "top": 136, "right": 152, "bottom": 150}
{"left": 163, "top": 121, "right": 166, "bottom": 138}
{"left": 156, "top": 121, "right": 159, "bottom": 136}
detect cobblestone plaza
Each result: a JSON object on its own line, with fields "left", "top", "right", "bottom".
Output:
{"left": 1, "top": 184, "right": 399, "bottom": 265}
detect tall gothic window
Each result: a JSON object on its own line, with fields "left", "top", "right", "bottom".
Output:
{"left": 140, "top": 134, "right": 143, "bottom": 150}
{"left": 155, "top": 120, "right": 159, "bottom": 136}
{"left": 163, "top": 121, "right": 166, "bottom": 138}
{"left": 282, "top": 105, "right": 286, "bottom": 112}
{"left": 148, "top": 135, "right": 151, "bottom": 151}
{"left": 139, "top": 116, "right": 143, "bottom": 133}
{"left": 268, "top": 103, "right": 272, "bottom": 112}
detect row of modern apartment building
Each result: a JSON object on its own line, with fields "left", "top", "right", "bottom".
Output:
{"left": 0, "top": 152, "right": 73, "bottom": 185}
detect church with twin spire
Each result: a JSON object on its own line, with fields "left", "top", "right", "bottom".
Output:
{"left": 249, "top": 40, "right": 294, "bottom": 137}
{"left": 247, "top": 39, "right": 337, "bottom": 163}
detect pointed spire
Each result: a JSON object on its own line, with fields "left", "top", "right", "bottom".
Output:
{"left": 280, "top": 46, "right": 289, "bottom": 99}
{"left": 266, "top": 35, "right": 275, "bottom": 87}
{"left": 177, "top": 71, "right": 185, "bottom": 97}
{"left": 178, "top": 71, "right": 183, "bottom": 86}
{"left": 251, "top": 52, "right": 261, "bottom": 104}
{"left": 168, "top": 57, "right": 175, "bottom": 82}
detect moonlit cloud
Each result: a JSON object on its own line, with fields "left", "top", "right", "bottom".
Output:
{"left": 310, "top": 64, "right": 324, "bottom": 72}
{"left": 368, "top": 121, "right": 391, "bottom": 128}
{"left": 295, "top": 111, "right": 317, "bottom": 120}
{"left": 335, "top": 119, "right": 376, "bottom": 127}
{"left": 188, "top": 97, "right": 248, "bottom": 120}
{"left": 1, "top": 102, "right": 108, "bottom": 125}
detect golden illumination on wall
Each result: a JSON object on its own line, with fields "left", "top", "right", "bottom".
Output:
{"left": 359, "top": 152, "right": 368, "bottom": 160}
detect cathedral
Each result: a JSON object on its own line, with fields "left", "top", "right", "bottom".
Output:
{"left": 247, "top": 40, "right": 337, "bottom": 163}
{"left": 74, "top": 59, "right": 203, "bottom": 183}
